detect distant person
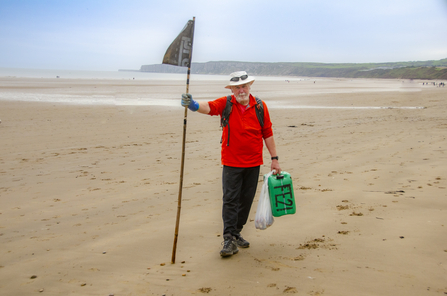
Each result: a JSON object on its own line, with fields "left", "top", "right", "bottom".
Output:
{"left": 181, "top": 71, "right": 281, "bottom": 257}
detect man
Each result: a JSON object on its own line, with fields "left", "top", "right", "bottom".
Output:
{"left": 181, "top": 71, "right": 281, "bottom": 257}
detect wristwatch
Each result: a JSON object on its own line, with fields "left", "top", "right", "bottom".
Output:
{"left": 271, "top": 156, "right": 279, "bottom": 160}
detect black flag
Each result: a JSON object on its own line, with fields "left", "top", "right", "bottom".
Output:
{"left": 162, "top": 19, "right": 195, "bottom": 67}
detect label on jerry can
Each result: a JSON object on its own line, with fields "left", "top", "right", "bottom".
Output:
{"left": 267, "top": 171, "right": 296, "bottom": 217}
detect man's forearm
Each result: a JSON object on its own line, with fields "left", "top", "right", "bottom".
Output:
{"left": 197, "top": 101, "right": 210, "bottom": 114}
{"left": 264, "top": 136, "right": 278, "bottom": 157}
{"left": 265, "top": 135, "right": 281, "bottom": 174}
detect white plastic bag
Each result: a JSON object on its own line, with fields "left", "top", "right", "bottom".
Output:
{"left": 255, "top": 171, "right": 274, "bottom": 230}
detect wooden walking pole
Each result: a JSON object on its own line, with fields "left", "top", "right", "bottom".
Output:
{"left": 171, "top": 68, "right": 191, "bottom": 264}
{"left": 171, "top": 80, "right": 189, "bottom": 263}
{"left": 162, "top": 17, "right": 195, "bottom": 264}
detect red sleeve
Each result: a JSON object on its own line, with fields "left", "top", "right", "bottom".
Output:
{"left": 207, "top": 96, "right": 228, "bottom": 116}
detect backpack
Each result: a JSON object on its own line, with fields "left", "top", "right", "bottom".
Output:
{"left": 220, "top": 95, "right": 264, "bottom": 146}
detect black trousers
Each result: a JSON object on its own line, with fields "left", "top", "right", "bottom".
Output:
{"left": 222, "top": 165, "right": 260, "bottom": 238}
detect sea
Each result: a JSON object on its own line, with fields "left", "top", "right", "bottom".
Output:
{"left": 0, "top": 67, "right": 424, "bottom": 109}
{"left": 0, "top": 67, "right": 307, "bottom": 107}
{"left": 0, "top": 67, "right": 303, "bottom": 81}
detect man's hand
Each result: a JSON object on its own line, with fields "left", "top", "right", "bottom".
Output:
{"left": 271, "top": 159, "right": 281, "bottom": 175}
{"left": 181, "top": 93, "right": 199, "bottom": 111}
{"left": 181, "top": 93, "right": 192, "bottom": 107}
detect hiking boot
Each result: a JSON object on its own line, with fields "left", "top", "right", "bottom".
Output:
{"left": 235, "top": 236, "right": 250, "bottom": 248}
{"left": 220, "top": 236, "right": 239, "bottom": 257}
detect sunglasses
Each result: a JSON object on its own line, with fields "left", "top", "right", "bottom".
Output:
{"left": 230, "top": 74, "right": 248, "bottom": 82}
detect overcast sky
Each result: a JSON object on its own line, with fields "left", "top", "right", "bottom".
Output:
{"left": 1, "top": 0, "right": 447, "bottom": 71}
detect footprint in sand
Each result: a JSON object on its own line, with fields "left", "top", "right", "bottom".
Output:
{"left": 292, "top": 255, "right": 306, "bottom": 261}
{"left": 338, "top": 231, "right": 350, "bottom": 235}
{"left": 283, "top": 286, "right": 298, "bottom": 293}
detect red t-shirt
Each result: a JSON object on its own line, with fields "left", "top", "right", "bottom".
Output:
{"left": 208, "top": 94, "right": 273, "bottom": 167}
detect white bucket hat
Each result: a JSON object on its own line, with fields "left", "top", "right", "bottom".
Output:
{"left": 225, "top": 71, "right": 255, "bottom": 89}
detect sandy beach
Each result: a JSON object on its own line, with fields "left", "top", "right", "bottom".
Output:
{"left": 0, "top": 76, "right": 446, "bottom": 295}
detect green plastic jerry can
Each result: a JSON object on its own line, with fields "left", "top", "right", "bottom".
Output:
{"left": 267, "top": 171, "right": 296, "bottom": 217}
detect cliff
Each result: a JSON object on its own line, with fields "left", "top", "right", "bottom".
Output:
{"left": 138, "top": 59, "right": 447, "bottom": 80}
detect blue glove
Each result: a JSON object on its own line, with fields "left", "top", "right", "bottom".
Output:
{"left": 181, "top": 93, "right": 199, "bottom": 112}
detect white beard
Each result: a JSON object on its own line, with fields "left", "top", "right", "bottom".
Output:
{"left": 235, "top": 93, "right": 249, "bottom": 105}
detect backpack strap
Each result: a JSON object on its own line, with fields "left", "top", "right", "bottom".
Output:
{"left": 220, "top": 95, "right": 233, "bottom": 146}
{"left": 254, "top": 97, "right": 264, "bottom": 128}
{"left": 220, "top": 95, "right": 233, "bottom": 128}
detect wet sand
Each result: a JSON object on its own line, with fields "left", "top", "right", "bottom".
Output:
{"left": 0, "top": 77, "right": 446, "bottom": 295}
